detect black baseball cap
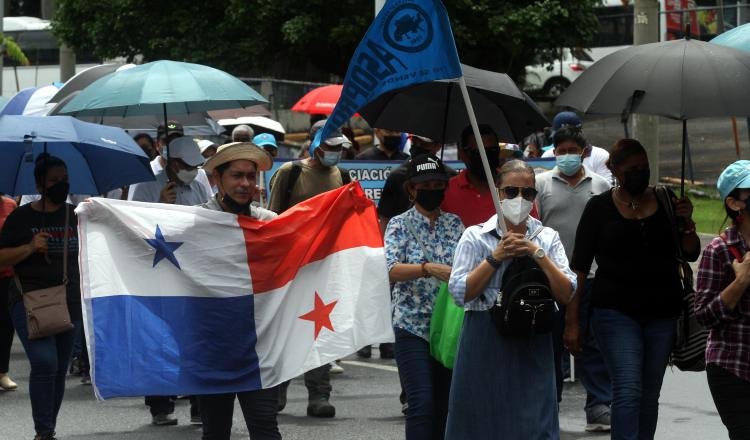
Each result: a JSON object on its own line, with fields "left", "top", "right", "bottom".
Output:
{"left": 157, "top": 120, "right": 184, "bottom": 139}
{"left": 408, "top": 154, "right": 449, "bottom": 183}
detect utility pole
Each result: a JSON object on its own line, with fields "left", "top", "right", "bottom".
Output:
{"left": 633, "top": 0, "right": 661, "bottom": 184}
{"left": 41, "top": 0, "right": 75, "bottom": 82}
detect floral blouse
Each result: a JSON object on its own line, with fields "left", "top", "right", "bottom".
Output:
{"left": 385, "top": 207, "right": 465, "bottom": 341}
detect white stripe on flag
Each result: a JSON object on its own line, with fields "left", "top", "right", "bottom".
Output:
{"left": 253, "top": 246, "right": 394, "bottom": 388}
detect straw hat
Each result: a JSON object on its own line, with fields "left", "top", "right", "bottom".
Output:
{"left": 203, "top": 142, "right": 272, "bottom": 173}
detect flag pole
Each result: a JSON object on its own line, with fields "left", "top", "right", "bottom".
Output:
{"left": 457, "top": 76, "right": 506, "bottom": 234}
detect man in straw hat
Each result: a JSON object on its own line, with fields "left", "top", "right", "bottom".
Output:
{"left": 197, "top": 141, "right": 280, "bottom": 438}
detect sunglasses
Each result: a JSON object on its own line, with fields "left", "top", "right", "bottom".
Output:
{"left": 500, "top": 186, "right": 537, "bottom": 201}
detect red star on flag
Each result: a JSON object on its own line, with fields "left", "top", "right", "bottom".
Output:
{"left": 299, "top": 292, "right": 338, "bottom": 339}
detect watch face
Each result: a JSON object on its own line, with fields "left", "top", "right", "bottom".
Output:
{"left": 534, "top": 248, "right": 545, "bottom": 259}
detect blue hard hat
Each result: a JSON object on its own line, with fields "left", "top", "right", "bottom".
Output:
{"left": 718, "top": 160, "right": 750, "bottom": 200}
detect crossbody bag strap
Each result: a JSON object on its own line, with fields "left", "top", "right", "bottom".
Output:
{"left": 11, "top": 206, "right": 69, "bottom": 291}
{"left": 62, "top": 204, "right": 70, "bottom": 285}
{"left": 720, "top": 232, "right": 744, "bottom": 262}
{"left": 403, "top": 217, "right": 433, "bottom": 262}
{"left": 655, "top": 185, "right": 684, "bottom": 260}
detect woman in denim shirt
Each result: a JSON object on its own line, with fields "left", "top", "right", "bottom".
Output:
{"left": 385, "top": 154, "right": 464, "bottom": 440}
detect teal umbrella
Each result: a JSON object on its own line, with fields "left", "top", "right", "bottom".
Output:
{"left": 711, "top": 23, "right": 750, "bottom": 52}
{"left": 57, "top": 60, "right": 267, "bottom": 118}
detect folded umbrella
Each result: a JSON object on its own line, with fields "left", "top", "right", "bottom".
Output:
{"left": 0, "top": 115, "right": 154, "bottom": 195}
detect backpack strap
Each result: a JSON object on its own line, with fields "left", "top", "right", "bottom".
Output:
{"left": 339, "top": 167, "right": 352, "bottom": 185}
{"left": 720, "top": 232, "right": 744, "bottom": 263}
{"left": 279, "top": 161, "right": 303, "bottom": 213}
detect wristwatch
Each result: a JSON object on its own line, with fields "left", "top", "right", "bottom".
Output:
{"left": 485, "top": 255, "right": 502, "bottom": 270}
{"left": 533, "top": 247, "right": 546, "bottom": 260}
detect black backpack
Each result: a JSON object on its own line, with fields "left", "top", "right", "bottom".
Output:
{"left": 489, "top": 228, "right": 554, "bottom": 337}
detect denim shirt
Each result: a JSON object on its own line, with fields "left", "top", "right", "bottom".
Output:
{"left": 449, "top": 215, "right": 576, "bottom": 312}
{"left": 385, "top": 207, "right": 465, "bottom": 341}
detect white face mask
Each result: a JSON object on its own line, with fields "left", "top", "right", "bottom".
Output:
{"left": 500, "top": 197, "right": 533, "bottom": 225}
{"left": 176, "top": 168, "right": 198, "bottom": 184}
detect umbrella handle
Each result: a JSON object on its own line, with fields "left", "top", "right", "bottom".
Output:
{"left": 457, "top": 76, "right": 506, "bottom": 234}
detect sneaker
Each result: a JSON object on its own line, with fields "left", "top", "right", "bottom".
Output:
{"left": 329, "top": 361, "right": 344, "bottom": 375}
{"left": 585, "top": 411, "right": 611, "bottom": 432}
{"left": 33, "top": 433, "right": 57, "bottom": 440}
{"left": 401, "top": 402, "right": 409, "bottom": 415}
{"left": 190, "top": 414, "right": 202, "bottom": 425}
{"left": 357, "top": 346, "right": 372, "bottom": 358}
{"left": 80, "top": 373, "right": 91, "bottom": 385}
{"left": 307, "top": 397, "right": 336, "bottom": 418}
{"left": 0, "top": 375, "right": 18, "bottom": 390}
{"left": 379, "top": 343, "right": 395, "bottom": 359}
{"left": 151, "top": 413, "right": 178, "bottom": 426}
{"left": 68, "top": 357, "right": 83, "bottom": 376}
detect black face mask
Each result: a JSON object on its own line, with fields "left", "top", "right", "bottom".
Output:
{"left": 220, "top": 193, "right": 250, "bottom": 214}
{"left": 622, "top": 169, "right": 650, "bottom": 195}
{"left": 467, "top": 148, "right": 500, "bottom": 178}
{"left": 415, "top": 188, "right": 445, "bottom": 211}
{"left": 382, "top": 136, "right": 401, "bottom": 151}
{"left": 45, "top": 181, "right": 69, "bottom": 205}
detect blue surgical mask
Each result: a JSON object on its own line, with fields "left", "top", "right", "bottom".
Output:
{"left": 320, "top": 150, "right": 342, "bottom": 167}
{"left": 556, "top": 153, "right": 582, "bottom": 176}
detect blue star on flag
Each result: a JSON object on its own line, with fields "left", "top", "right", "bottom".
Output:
{"left": 144, "top": 225, "right": 183, "bottom": 269}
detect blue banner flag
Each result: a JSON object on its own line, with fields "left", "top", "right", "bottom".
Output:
{"left": 313, "top": 0, "right": 461, "bottom": 153}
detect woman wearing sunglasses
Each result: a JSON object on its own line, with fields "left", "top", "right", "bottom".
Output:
{"left": 570, "top": 139, "right": 699, "bottom": 439}
{"left": 445, "top": 159, "right": 576, "bottom": 439}
{"left": 384, "top": 154, "right": 464, "bottom": 440}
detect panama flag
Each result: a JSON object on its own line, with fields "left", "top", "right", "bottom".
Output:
{"left": 76, "top": 183, "right": 393, "bottom": 399}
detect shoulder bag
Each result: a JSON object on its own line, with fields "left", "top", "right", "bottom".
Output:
{"left": 655, "top": 185, "right": 707, "bottom": 372}
{"left": 14, "top": 206, "right": 74, "bottom": 340}
{"left": 403, "top": 217, "right": 464, "bottom": 369}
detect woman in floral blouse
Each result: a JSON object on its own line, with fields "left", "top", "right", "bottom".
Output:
{"left": 384, "top": 154, "right": 464, "bottom": 440}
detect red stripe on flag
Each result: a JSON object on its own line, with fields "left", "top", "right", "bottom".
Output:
{"left": 239, "top": 182, "right": 384, "bottom": 293}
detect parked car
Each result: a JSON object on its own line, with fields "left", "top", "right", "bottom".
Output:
{"left": 524, "top": 48, "right": 594, "bottom": 98}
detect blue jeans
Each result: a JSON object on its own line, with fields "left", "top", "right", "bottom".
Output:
{"left": 11, "top": 301, "right": 78, "bottom": 436}
{"left": 591, "top": 307, "right": 676, "bottom": 440}
{"left": 394, "top": 327, "right": 451, "bottom": 440}
{"left": 553, "top": 280, "right": 612, "bottom": 418}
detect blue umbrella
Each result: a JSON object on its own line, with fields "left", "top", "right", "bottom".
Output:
{"left": 0, "top": 115, "right": 154, "bottom": 196}
{"left": 0, "top": 85, "right": 62, "bottom": 116}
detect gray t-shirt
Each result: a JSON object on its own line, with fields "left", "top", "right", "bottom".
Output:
{"left": 535, "top": 166, "right": 611, "bottom": 277}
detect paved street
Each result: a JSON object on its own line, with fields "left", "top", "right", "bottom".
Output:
{"left": 0, "top": 341, "right": 727, "bottom": 439}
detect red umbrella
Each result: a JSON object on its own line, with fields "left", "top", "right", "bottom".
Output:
{"left": 291, "top": 84, "right": 343, "bottom": 115}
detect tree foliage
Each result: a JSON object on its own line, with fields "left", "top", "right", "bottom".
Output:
{"left": 1, "top": 34, "right": 30, "bottom": 66}
{"left": 51, "top": 0, "right": 599, "bottom": 82}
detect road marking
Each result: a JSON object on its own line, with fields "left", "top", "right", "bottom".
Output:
{"left": 340, "top": 360, "right": 399, "bottom": 373}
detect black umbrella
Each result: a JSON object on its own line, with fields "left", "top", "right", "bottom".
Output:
{"left": 556, "top": 36, "right": 750, "bottom": 195}
{"left": 358, "top": 64, "right": 548, "bottom": 144}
